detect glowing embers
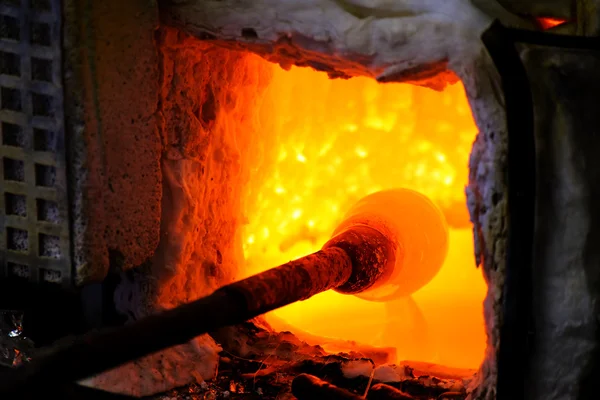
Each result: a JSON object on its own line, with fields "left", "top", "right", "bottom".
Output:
{"left": 242, "top": 64, "right": 485, "bottom": 369}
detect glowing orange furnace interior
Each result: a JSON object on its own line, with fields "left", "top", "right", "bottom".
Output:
{"left": 240, "top": 62, "right": 486, "bottom": 370}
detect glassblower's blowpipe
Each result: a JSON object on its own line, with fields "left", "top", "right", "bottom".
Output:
{"left": 0, "top": 189, "right": 450, "bottom": 396}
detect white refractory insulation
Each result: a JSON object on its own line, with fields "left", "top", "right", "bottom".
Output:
{"left": 163, "top": 0, "right": 500, "bottom": 89}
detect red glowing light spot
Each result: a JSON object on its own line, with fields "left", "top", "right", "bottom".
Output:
{"left": 537, "top": 17, "right": 569, "bottom": 30}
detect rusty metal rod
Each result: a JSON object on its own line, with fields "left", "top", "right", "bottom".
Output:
{"left": 0, "top": 226, "right": 395, "bottom": 398}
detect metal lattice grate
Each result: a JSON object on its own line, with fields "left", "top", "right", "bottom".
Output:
{"left": 0, "top": 0, "right": 71, "bottom": 288}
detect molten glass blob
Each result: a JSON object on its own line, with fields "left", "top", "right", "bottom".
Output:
{"left": 332, "top": 188, "right": 449, "bottom": 302}
{"left": 241, "top": 63, "right": 486, "bottom": 369}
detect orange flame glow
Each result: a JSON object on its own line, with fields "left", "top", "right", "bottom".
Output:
{"left": 241, "top": 64, "right": 487, "bottom": 369}
{"left": 537, "top": 17, "right": 568, "bottom": 30}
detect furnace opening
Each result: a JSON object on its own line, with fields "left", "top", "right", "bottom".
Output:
{"left": 150, "top": 35, "right": 487, "bottom": 379}
{"left": 239, "top": 63, "right": 486, "bottom": 369}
